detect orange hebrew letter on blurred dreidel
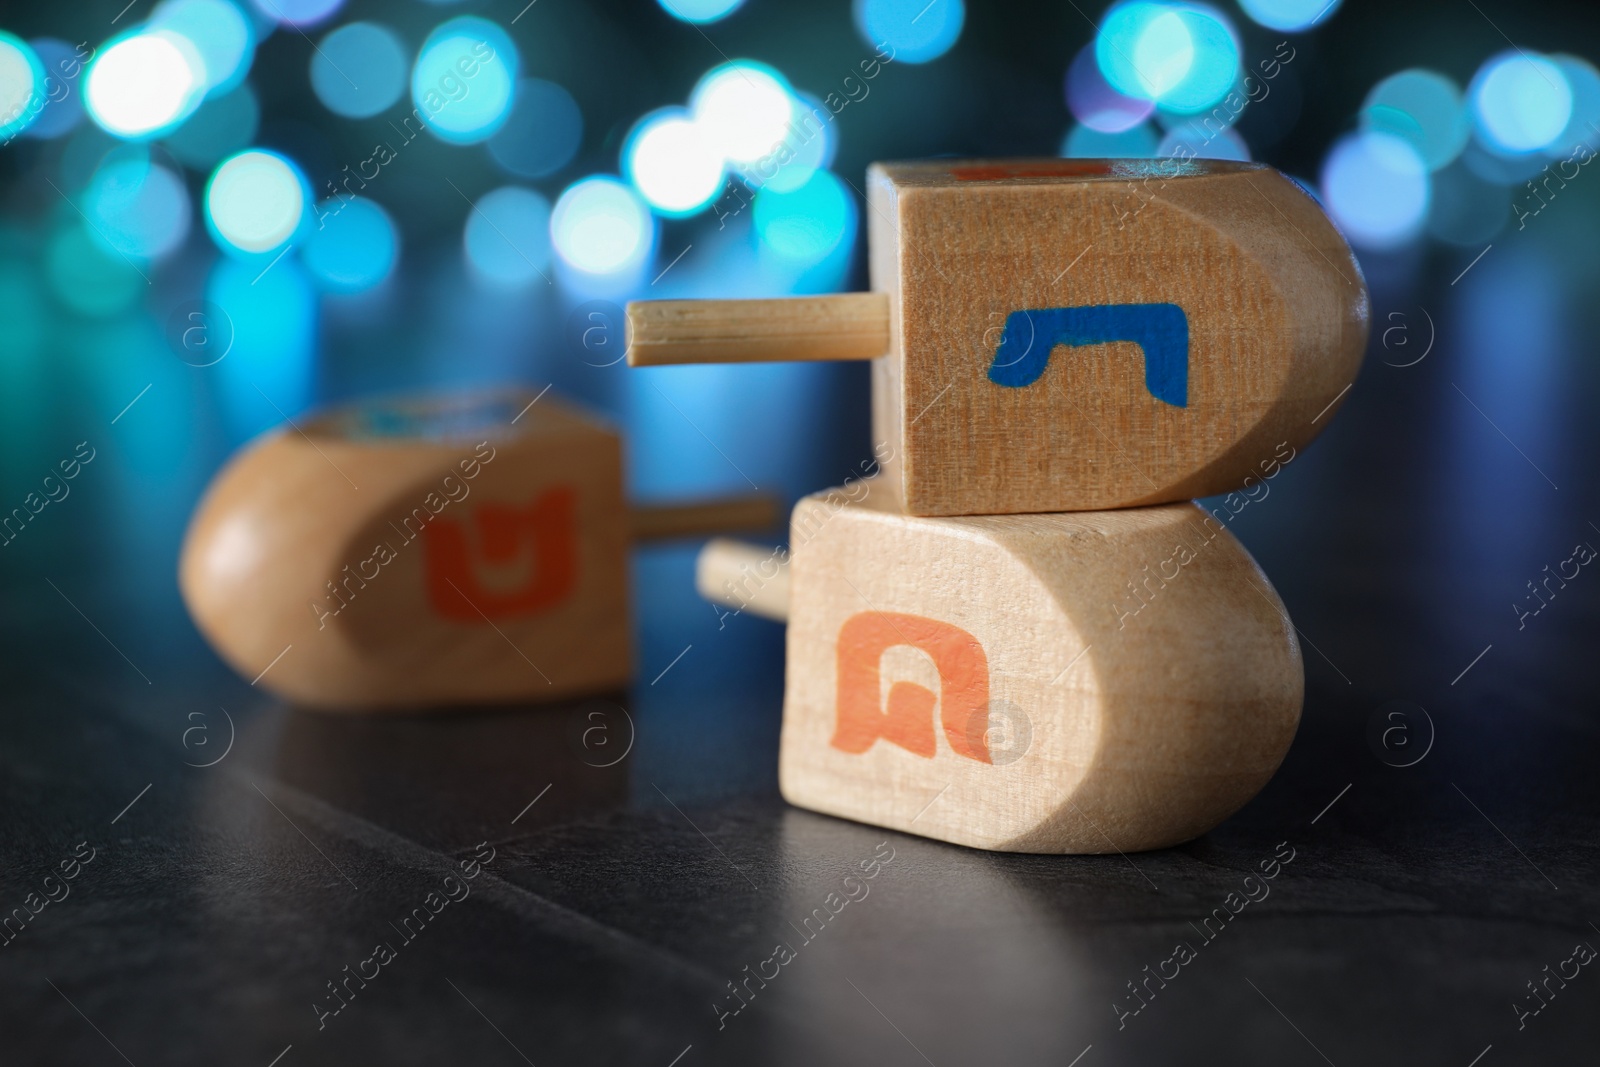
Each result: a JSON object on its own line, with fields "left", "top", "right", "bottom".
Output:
{"left": 833, "top": 611, "right": 990, "bottom": 762}
{"left": 424, "top": 486, "right": 579, "bottom": 620}
{"left": 180, "top": 388, "right": 780, "bottom": 712}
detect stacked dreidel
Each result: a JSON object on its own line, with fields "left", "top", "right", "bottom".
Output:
{"left": 628, "top": 159, "right": 1368, "bottom": 853}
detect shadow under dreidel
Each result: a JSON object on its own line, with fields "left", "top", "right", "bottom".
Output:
{"left": 266, "top": 692, "right": 634, "bottom": 851}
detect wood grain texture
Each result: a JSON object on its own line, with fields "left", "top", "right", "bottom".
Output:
{"left": 626, "top": 293, "right": 889, "bottom": 366}
{"left": 627, "top": 158, "right": 1368, "bottom": 516}
{"left": 777, "top": 482, "right": 1303, "bottom": 853}
{"left": 180, "top": 389, "right": 632, "bottom": 712}
{"left": 870, "top": 158, "right": 1368, "bottom": 515}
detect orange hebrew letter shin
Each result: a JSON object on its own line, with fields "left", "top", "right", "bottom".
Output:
{"left": 424, "top": 486, "right": 579, "bottom": 621}
{"left": 832, "top": 612, "right": 992, "bottom": 762}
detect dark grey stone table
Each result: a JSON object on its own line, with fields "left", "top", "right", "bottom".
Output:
{"left": 3, "top": 253, "right": 1598, "bottom": 1066}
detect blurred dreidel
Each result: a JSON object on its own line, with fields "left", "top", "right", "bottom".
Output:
{"left": 696, "top": 483, "right": 1303, "bottom": 852}
{"left": 180, "top": 388, "right": 777, "bottom": 712}
{"left": 630, "top": 158, "right": 1368, "bottom": 516}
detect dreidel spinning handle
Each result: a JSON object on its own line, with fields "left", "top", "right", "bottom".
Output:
{"left": 695, "top": 538, "right": 791, "bottom": 623}
{"left": 626, "top": 294, "right": 890, "bottom": 366}
{"left": 630, "top": 497, "right": 780, "bottom": 542}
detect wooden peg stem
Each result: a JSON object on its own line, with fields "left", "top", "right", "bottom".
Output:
{"left": 695, "top": 538, "right": 790, "bottom": 622}
{"left": 629, "top": 495, "right": 780, "bottom": 543}
{"left": 626, "top": 294, "right": 890, "bottom": 367}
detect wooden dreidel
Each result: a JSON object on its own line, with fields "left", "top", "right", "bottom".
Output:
{"left": 696, "top": 483, "right": 1303, "bottom": 852}
{"left": 180, "top": 388, "right": 777, "bottom": 712}
{"left": 629, "top": 158, "right": 1368, "bottom": 516}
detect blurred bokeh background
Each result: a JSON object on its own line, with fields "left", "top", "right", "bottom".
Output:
{"left": 4, "top": 8, "right": 1600, "bottom": 1062}
{"left": 0, "top": 0, "right": 1596, "bottom": 615}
